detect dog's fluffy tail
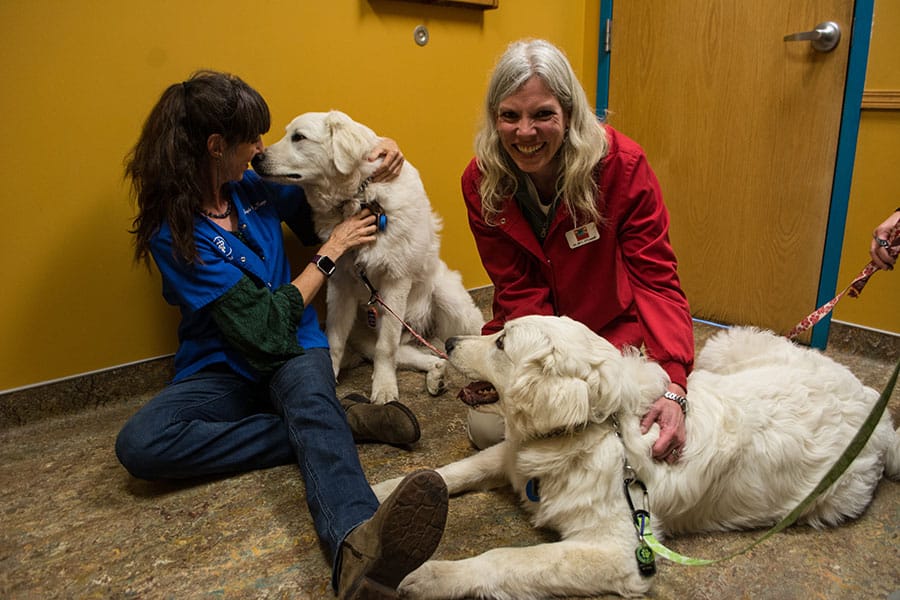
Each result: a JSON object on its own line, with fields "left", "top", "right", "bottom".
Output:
{"left": 886, "top": 427, "right": 900, "bottom": 480}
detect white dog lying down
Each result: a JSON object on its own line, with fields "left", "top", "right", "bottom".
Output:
{"left": 253, "top": 111, "right": 483, "bottom": 404}
{"left": 373, "top": 315, "right": 900, "bottom": 599}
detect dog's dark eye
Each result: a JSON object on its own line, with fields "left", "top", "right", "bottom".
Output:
{"left": 495, "top": 334, "right": 505, "bottom": 350}
{"left": 291, "top": 133, "right": 306, "bottom": 143}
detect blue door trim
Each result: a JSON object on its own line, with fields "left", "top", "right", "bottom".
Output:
{"left": 595, "top": 0, "right": 612, "bottom": 117}
{"left": 595, "top": 1, "right": 874, "bottom": 349}
{"left": 810, "top": 0, "right": 874, "bottom": 348}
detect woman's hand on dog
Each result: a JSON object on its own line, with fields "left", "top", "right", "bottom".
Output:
{"left": 368, "top": 138, "right": 404, "bottom": 182}
{"left": 292, "top": 211, "right": 377, "bottom": 306}
{"left": 321, "top": 210, "right": 378, "bottom": 258}
{"left": 640, "top": 387, "right": 687, "bottom": 464}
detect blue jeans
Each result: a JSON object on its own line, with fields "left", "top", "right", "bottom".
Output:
{"left": 115, "top": 348, "right": 378, "bottom": 577}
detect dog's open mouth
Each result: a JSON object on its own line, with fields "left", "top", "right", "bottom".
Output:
{"left": 457, "top": 381, "right": 499, "bottom": 407}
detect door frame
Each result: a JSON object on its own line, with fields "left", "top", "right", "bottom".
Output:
{"left": 595, "top": 0, "right": 874, "bottom": 349}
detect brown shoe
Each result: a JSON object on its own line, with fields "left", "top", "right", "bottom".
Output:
{"left": 338, "top": 469, "right": 448, "bottom": 600}
{"left": 341, "top": 394, "right": 421, "bottom": 445}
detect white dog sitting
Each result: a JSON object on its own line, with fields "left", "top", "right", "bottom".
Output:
{"left": 253, "top": 110, "right": 484, "bottom": 404}
{"left": 373, "top": 315, "right": 900, "bottom": 599}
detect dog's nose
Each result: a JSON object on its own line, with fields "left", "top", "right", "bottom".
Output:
{"left": 445, "top": 337, "right": 458, "bottom": 355}
{"left": 250, "top": 154, "right": 264, "bottom": 169}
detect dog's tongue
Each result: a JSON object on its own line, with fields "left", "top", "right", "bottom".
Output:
{"left": 457, "top": 381, "right": 499, "bottom": 407}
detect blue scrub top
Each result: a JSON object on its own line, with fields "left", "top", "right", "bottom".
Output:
{"left": 150, "top": 170, "right": 328, "bottom": 382}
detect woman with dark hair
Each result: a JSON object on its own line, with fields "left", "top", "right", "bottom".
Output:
{"left": 463, "top": 40, "right": 693, "bottom": 463}
{"left": 116, "top": 70, "right": 447, "bottom": 599}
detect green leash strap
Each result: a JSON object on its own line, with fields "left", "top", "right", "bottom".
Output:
{"left": 640, "top": 358, "right": 900, "bottom": 566}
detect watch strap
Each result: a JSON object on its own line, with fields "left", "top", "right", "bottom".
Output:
{"left": 311, "top": 254, "right": 336, "bottom": 277}
{"left": 663, "top": 391, "right": 688, "bottom": 414}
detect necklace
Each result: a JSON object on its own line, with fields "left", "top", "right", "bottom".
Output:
{"left": 202, "top": 199, "right": 232, "bottom": 219}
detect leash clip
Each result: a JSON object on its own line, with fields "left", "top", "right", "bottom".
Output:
{"left": 353, "top": 270, "right": 450, "bottom": 361}
{"left": 622, "top": 463, "right": 636, "bottom": 487}
{"left": 357, "top": 270, "right": 379, "bottom": 305}
{"left": 624, "top": 477, "right": 657, "bottom": 577}
{"left": 623, "top": 477, "right": 649, "bottom": 519}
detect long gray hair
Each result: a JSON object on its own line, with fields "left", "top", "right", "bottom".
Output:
{"left": 474, "top": 39, "right": 608, "bottom": 225}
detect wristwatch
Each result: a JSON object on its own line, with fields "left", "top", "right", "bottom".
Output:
{"left": 663, "top": 391, "right": 688, "bottom": 414}
{"left": 311, "top": 254, "right": 336, "bottom": 277}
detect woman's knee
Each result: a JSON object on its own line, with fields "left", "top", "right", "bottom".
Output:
{"left": 114, "top": 417, "right": 169, "bottom": 480}
{"left": 115, "top": 424, "right": 149, "bottom": 479}
{"left": 466, "top": 409, "right": 505, "bottom": 450}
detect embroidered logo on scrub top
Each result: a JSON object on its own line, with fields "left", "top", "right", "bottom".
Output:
{"left": 213, "top": 236, "right": 233, "bottom": 260}
{"left": 243, "top": 198, "right": 269, "bottom": 213}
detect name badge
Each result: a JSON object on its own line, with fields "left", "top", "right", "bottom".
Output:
{"left": 565, "top": 222, "right": 600, "bottom": 249}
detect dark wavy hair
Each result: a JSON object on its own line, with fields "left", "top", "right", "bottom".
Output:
{"left": 125, "top": 70, "right": 270, "bottom": 265}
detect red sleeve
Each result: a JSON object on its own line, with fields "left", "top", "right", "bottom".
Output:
{"left": 462, "top": 159, "right": 554, "bottom": 335}
{"left": 612, "top": 145, "right": 693, "bottom": 387}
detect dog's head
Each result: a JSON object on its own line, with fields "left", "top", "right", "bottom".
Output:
{"left": 448, "top": 315, "right": 667, "bottom": 441}
{"left": 252, "top": 110, "right": 379, "bottom": 186}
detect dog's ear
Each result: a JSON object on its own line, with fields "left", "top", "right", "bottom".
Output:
{"left": 505, "top": 368, "right": 593, "bottom": 439}
{"left": 325, "top": 111, "right": 375, "bottom": 175}
{"left": 502, "top": 332, "right": 594, "bottom": 438}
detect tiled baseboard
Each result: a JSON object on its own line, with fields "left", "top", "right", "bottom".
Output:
{"left": 0, "top": 358, "right": 174, "bottom": 429}
{"left": 826, "top": 320, "right": 900, "bottom": 362}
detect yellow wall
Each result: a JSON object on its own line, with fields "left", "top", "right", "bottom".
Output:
{"left": 3, "top": 0, "right": 895, "bottom": 392}
{"left": 0, "top": 0, "right": 600, "bottom": 391}
{"left": 832, "top": 0, "right": 900, "bottom": 334}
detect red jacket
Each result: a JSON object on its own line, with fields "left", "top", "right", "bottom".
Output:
{"left": 461, "top": 126, "right": 694, "bottom": 388}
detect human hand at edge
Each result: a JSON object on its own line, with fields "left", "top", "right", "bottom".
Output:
{"left": 368, "top": 138, "right": 404, "bottom": 182}
{"left": 640, "top": 387, "right": 687, "bottom": 464}
{"left": 869, "top": 208, "right": 900, "bottom": 271}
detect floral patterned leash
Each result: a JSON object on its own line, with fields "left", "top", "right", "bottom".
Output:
{"left": 785, "top": 220, "right": 899, "bottom": 339}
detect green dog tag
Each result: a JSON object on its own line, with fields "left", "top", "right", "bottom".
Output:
{"left": 635, "top": 541, "right": 657, "bottom": 577}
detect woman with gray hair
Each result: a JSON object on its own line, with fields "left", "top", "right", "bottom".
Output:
{"left": 463, "top": 39, "right": 693, "bottom": 464}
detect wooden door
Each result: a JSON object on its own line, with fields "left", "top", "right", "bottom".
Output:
{"left": 606, "top": 1, "right": 854, "bottom": 339}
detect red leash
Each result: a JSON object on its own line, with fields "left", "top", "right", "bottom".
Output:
{"left": 357, "top": 270, "right": 450, "bottom": 360}
{"left": 786, "top": 222, "right": 900, "bottom": 339}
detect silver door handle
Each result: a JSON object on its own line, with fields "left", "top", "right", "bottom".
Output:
{"left": 784, "top": 21, "right": 841, "bottom": 52}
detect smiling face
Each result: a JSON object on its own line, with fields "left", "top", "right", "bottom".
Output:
{"left": 496, "top": 76, "right": 569, "bottom": 188}
{"left": 221, "top": 136, "right": 264, "bottom": 183}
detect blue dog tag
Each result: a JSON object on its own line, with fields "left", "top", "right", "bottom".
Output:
{"left": 525, "top": 478, "right": 540, "bottom": 502}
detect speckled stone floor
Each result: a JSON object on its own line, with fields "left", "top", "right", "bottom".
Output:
{"left": 2, "top": 288, "right": 898, "bottom": 599}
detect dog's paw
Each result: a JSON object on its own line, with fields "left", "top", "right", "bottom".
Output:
{"left": 370, "top": 381, "right": 400, "bottom": 405}
{"left": 400, "top": 561, "right": 463, "bottom": 599}
{"left": 370, "top": 389, "right": 399, "bottom": 405}
{"left": 370, "top": 476, "right": 405, "bottom": 502}
{"left": 426, "top": 361, "right": 447, "bottom": 396}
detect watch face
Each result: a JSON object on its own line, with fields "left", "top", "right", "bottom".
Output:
{"left": 316, "top": 255, "right": 336, "bottom": 276}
